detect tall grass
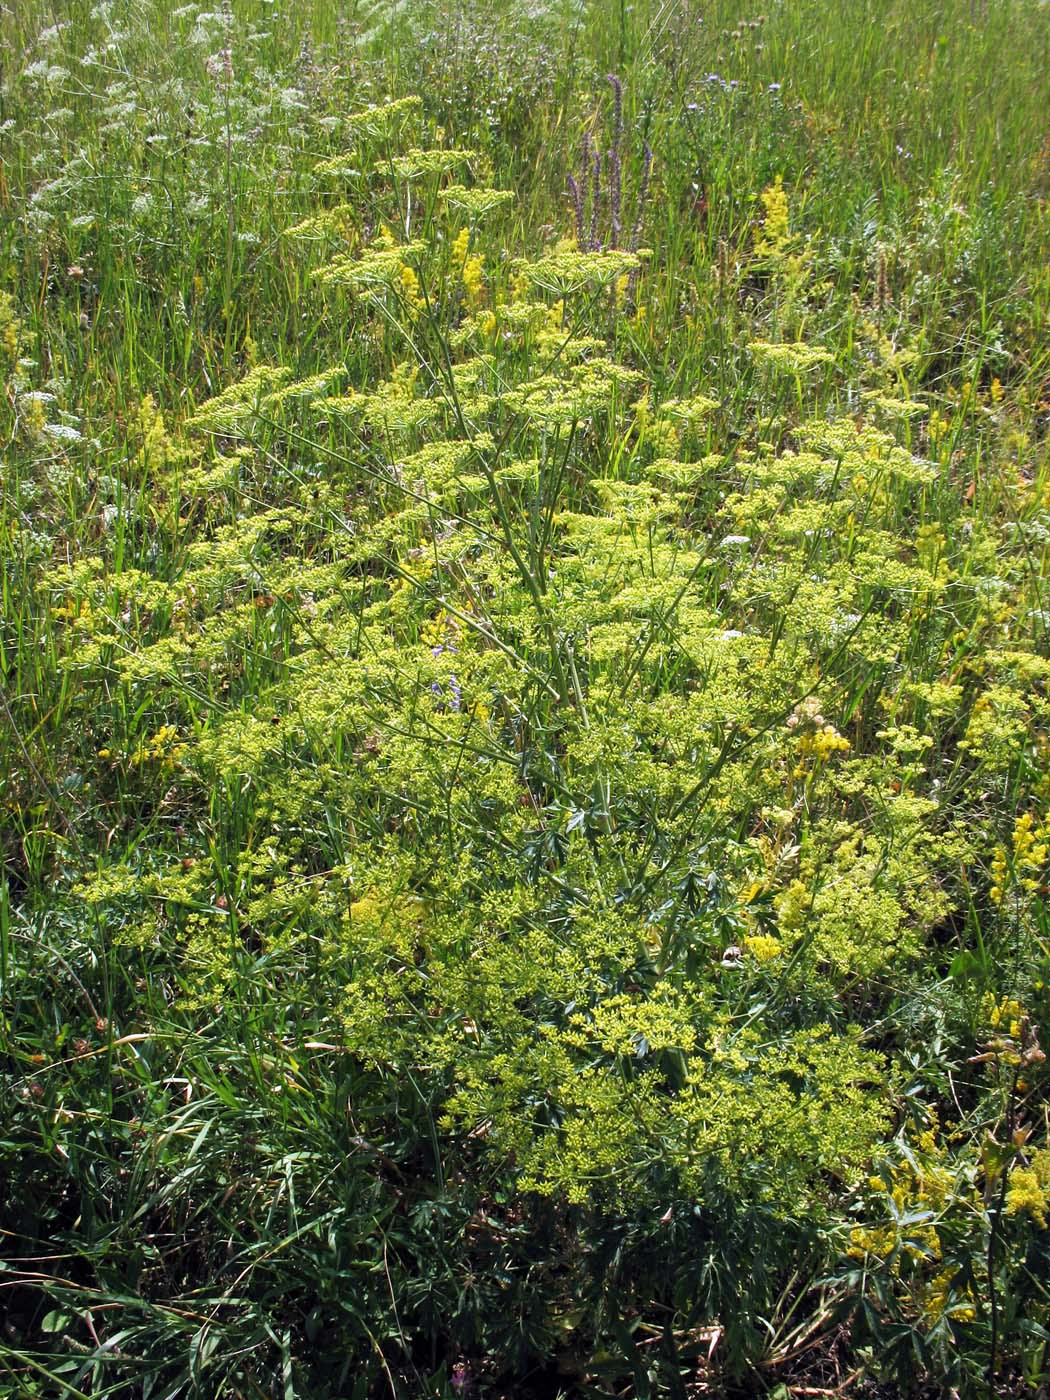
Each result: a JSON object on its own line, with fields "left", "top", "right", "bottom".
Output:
{"left": 1, "top": 0, "right": 1049, "bottom": 1396}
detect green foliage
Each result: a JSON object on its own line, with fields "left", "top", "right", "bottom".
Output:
{"left": 1, "top": 1, "right": 1048, "bottom": 1396}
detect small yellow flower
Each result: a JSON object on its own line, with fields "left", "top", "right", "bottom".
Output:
{"left": 450, "top": 227, "right": 470, "bottom": 265}
{"left": 743, "top": 933, "right": 783, "bottom": 963}
{"left": 23, "top": 395, "right": 47, "bottom": 437}
{"left": 461, "top": 254, "right": 485, "bottom": 305}
{"left": 399, "top": 262, "right": 424, "bottom": 308}
{"left": 132, "top": 724, "right": 186, "bottom": 773}
{"left": 754, "top": 175, "right": 791, "bottom": 257}
{"left": 983, "top": 993, "right": 1025, "bottom": 1040}
{"left": 0, "top": 291, "right": 19, "bottom": 359}
{"left": 923, "top": 1269, "right": 976, "bottom": 1323}
{"left": 1005, "top": 1165, "right": 1048, "bottom": 1230}
{"left": 797, "top": 725, "right": 851, "bottom": 760}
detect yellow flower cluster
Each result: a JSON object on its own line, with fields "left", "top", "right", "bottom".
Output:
{"left": 990, "top": 811, "right": 1048, "bottom": 903}
{"left": 131, "top": 724, "right": 187, "bottom": 772}
{"left": 399, "top": 262, "right": 424, "bottom": 309}
{"left": 439, "top": 185, "right": 513, "bottom": 218}
{"left": 991, "top": 817, "right": 1047, "bottom": 901}
{"left": 0, "top": 290, "right": 20, "bottom": 360}
{"left": 22, "top": 394, "right": 47, "bottom": 437}
{"left": 136, "top": 392, "right": 178, "bottom": 466}
{"left": 51, "top": 597, "right": 92, "bottom": 624}
{"left": 849, "top": 1126, "right": 974, "bottom": 1328}
{"left": 776, "top": 878, "right": 812, "bottom": 933}
{"left": 451, "top": 228, "right": 485, "bottom": 306}
{"left": 754, "top": 174, "right": 791, "bottom": 258}
{"left": 927, "top": 407, "right": 948, "bottom": 448}
{"left": 749, "top": 339, "right": 834, "bottom": 373}
{"left": 982, "top": 992, "right": 1024, "bottom": 1041}
{"left": 797, "top": 725, "right": 851, "bottom": 761}
{"left": 313, "top": 239, "right": 427, "bottom": 295}
{"left": 388, "top": 147, "right": 477, "bottom": 179}
{"left": 311, "top": 95, "right": 422, "bottom": 163}
{"left": 515, "top": 246, "right": 644, "bottom": 296}
{"left": 1014, "top": 812, "right": 1049, "bottom": 874}
{"left": 743, "top": 933, "right": 784, "bottom": 963}
{"left": 282, "top": 202, "right": 359, "bottom": 241}
{"left": 462, "top": 258, "right": 485, "bottom": 304}
{"left": 848, "top": 1221, "right": 897, "bottom": 1259}
{"left": 1005, "top": 1150, "right": 1050, "bottom": 1230}
{"left": 923, "top": 1269, "right": 976, "bottom": 1324}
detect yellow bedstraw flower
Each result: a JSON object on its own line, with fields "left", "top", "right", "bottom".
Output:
{"left": 450, "top": 227, "right": 485, "bottom": 306}
{"left": 399, "top": 263, "right": 424, "bottom": 309}
{"left": 743, "top": 934, "right": 783, "bottom": 963}
{"left": 450, "top": 227, "right": 470, "bottom": 265}
{"left": 796, "top": 725, "right": 851, "bottom": 763}
{"left": 754, "top": 174, "right": 790, "bottom": 257}
{"left": 0, "top": 291, "right": 20, "bottom": 359}
{"left": 989, "top": 844, "right": 1008, "bottom": 904}
{"left": 983, "top": 993, "right": 1024, "bottom": 1041}
{"left": 1005, "top": 1165, "right": 1048, "bottom": 1230}
{"left": 132, "top": 724, "right": 186, "bottom": 772}
{"left": 461, "top": 255, "right": 485, "bottom": 305}
{"left": 923, "top": 1270, "right": 976, "bottom": 1323}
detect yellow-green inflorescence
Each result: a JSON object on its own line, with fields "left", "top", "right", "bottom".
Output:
{"left": 52, "top": 109, "right": 1050, "bottom": 1237}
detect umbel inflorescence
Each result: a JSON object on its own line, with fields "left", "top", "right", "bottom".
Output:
{"left": 53, "top": 98, "right": 1049, "bottom": 1298}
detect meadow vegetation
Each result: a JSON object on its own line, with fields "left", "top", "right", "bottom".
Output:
{"left": 1, "top": 0, "right": 1049, "bottom": 1394}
